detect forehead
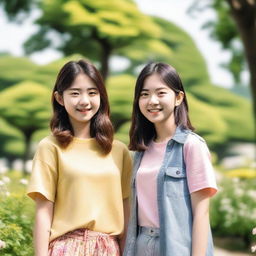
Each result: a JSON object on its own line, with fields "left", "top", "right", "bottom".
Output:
{"left": 69, "top": 73, "right": 97, "bottom": 89}
{"left": 142, "top": 73, "right": 170, "bottom": 90}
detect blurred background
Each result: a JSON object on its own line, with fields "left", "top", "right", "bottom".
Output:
{"left": 0, "top": 0, "right": 255, "bottom": 255}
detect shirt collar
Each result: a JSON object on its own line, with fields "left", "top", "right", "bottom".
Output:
{"left": 170, "top": 126, "right": 190, "bottom": 144}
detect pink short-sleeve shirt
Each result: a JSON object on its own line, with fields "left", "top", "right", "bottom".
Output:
{"left": 136, "top": 133, "right": 218, "bottom": 228}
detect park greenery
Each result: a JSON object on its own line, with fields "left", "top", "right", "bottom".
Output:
{"left": 190, "top": 0, "right": 256, "bottom": 116}
{"left": 0, "top": 0, "right": 255, "bottom": 254}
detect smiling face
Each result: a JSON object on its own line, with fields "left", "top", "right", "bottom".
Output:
{"left": 55, "top": 73, "right": 100, "bottom": 129}
{"left": 138, "top": 73, "right": 183, "bottom": 127}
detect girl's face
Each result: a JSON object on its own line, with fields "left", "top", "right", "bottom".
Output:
{"left": 138, "top": 73, "right": 183, "bottom": 126}
{"left": 55, "top": 73, "right": 100, "bottom": 128}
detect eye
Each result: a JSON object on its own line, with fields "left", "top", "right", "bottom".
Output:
{"left": 158, "top": 91, "right": 167, "bottom": 96}
{"left": 88, "top": 90, "right": 98, "bottom": 96}
{"left": 140, "top": 92, "right": 149, "bottom": 97}
{"left": 71, "top": 91, "right": 79, "bottom": 96}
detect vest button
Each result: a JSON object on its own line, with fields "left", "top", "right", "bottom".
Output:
{"left": 176, "top": 170, "right": 180, "bottom": 175}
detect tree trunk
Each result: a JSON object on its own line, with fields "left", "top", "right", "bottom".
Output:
{"left": 22, "top": 131, "right": 33, "bottom": 175}
{"left": 99, "top": 40, "right": 111, "bottom": 82}
{"left": 227, "top": 0, "right": 256, "bottom": 118}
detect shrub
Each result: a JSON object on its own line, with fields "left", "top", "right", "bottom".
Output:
{"left": 0, "top": 173, "right": 34, "bottom": 256}
{"left": 211, "top": 176, "right": 255, "bottom": 248}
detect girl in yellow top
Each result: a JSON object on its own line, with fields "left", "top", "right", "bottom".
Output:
{"left": 27, "top": 59, "right": 132, "bottom": 256}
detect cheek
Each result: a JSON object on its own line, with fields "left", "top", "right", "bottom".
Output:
{"left": 94, "top": 96, "right": 101, "bottom": 108}
{"left": 138, "top": 99, "right": 146, "bottom": 111}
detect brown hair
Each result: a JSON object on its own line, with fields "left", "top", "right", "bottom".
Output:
{"left": 129, "top": 62, "right": 194, "bottom": 151}
{"left": 50, "top": 59, "right": 114, "bottom": 154}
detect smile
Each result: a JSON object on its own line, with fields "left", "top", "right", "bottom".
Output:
{"left": 147, "top": 109, "right": 162, "bottom": 113}
{"left": 77, "top": 108, "right": 92, "bottom": 112}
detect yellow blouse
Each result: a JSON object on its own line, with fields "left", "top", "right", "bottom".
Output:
{"left": 27, "top": 135, "right": 132, "bottom": 241}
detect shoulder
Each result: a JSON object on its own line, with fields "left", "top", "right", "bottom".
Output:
{"left": 184, "top": 132, "right": 210, "bottom": 155}
{"left": 185, "top": 132, "right": 206, "bottom": 146}
{"left": 35, "top": 135, "right": 60, "bottom": 154}
{"left": 38, "top": 135, "right": 58, "bottom": 147}
{"left": 112, "top": 139, "right": 129, "bottom": 151}
{"left": 112, "top": 140, "right": 133, "bottom": 159}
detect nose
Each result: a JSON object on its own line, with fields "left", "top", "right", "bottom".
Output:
{"left": 79, "top": 94, "right": 90, "bottom": 106}
{"left": 148, "top": 94, "right": 159, "bottom": 105}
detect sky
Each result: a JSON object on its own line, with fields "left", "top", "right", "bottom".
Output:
{"left": 0, "top": 0, "right": 239, "bottom": 88}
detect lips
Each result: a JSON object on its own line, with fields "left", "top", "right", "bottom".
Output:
{"left": 77, "top": 108, "right": 92, "bottom": 112}
{"left": 147, "top": 109, "right": 162, "bottom": 113}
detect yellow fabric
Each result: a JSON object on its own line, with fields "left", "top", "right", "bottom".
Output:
{"left": 27, "top": 135, "right": 132, "bottom": 242}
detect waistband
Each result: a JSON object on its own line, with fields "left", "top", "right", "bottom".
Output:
{"left": 53, "top": 228, "right": 116, "bottom": 242}
{"left": 139, "top": 226, "right": 160, "bottom": 237}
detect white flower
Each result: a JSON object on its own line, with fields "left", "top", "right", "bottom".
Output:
{"left": 0, "top": 239, "right": 6, "bottom": 249}
{"left": 5, "top": 191, "right": 10, "bottom": 197}
{"left": 20, "top": 178, "right": 28, "bottom": 185}
{"left": 251, "top": 244, "right": 256, "bottom": 253}
{"left": 248, "top": 190, "right": 256, "bottom": 199}
{"left": 0, "top": 180, "right": 4, "bottom": 186}
{"left": 2, "top": 176, "right": 10, "bottom": 184}
{"left": 252, "top": 227, "right": 256, "bottom": 235}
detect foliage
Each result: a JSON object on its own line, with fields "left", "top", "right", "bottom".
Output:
{"left": 23, "top": 0, "right": 171, "bottom": 79}
{"left": 211, "top": 176, "right": 256, "bottom": 247}
{"left": 0, "top": 81, "right": 51, "bottom": 133}
{"left": 0, "top": 172, "right": 34, "bottom": 255}
{"left": 0, "top": 117, "right": 24, "bottom": 158}
{"left": 189, "top": 85, "right": 255, "bottom": 142}
{"left": 107, "top": 74, "right": 135, "bottom": 129}
{"left": 189, "top": 0, "right": 245, "bottom": 84}
{"left": 114, "top": 121, "right": 130, "bottom": 145}
{"left": 0, "top": 81, "right": 51, "bottom": 169}
{"left": 0, "top": 56, "right": 39, "bottom": 90}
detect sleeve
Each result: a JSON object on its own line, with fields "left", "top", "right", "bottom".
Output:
{"left": 27, "top": 139, "right": 58, "bottom": 202}
{"left": 184, "top": 134, "right": 218, "bottom": 197}
{"left": 121, "top": 146, "right": 133, "bottom": 199}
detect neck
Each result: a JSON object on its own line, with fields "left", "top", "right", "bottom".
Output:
{"left": 154, "top": 119, "right": 177, "bottom": 143}
{"left": 71, "top": 122, "right": 91, "bottom": 139}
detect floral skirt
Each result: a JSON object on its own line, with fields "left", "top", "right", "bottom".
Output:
{"left": 48, "top": 228, "right": 120, "bottom": 256}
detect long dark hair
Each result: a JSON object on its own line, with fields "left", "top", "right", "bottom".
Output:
{"left": 129, "top": 62, "right": 194, "bottom": 151}
{"left": 50, "top": 59, "right": 114, "bottom": 154}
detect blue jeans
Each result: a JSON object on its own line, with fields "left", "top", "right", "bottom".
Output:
{"left": 135, "top": 227, "right": 160, "bottom": 256}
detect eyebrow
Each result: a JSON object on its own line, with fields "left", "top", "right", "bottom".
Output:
{"left": 68, "top": 87, "right": 98, "bottom": 91}
{"left": 141, "top": 87, "right": 168, "bottom": 91}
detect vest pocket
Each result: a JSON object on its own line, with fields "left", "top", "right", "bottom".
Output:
{"left": 164, "top": 167, "right": 189, "bottom": 198}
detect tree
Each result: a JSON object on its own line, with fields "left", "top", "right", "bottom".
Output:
{"left": 190, "top": 0, "right": 256, "bottom": 118}
{"left": 23, "top": 0, "right": 173, "bottom": 80}
{"left": 0, "top": 82, "right": 51, "bottom": 174}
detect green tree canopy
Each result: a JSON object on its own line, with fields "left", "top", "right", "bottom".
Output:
{"left": 23, "top": 0, "right": 172, "bottom": 80}
{"left": 0, "top": 81, "right": 51, "bottom": 173}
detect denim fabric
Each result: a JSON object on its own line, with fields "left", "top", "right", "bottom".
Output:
{"left": 124, "top": 127, "right": 214, "bottom": 256}
{"left": 136, "top": 227, "right": 160, "bottom": 256}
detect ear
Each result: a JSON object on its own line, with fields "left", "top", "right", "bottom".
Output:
{"left": 175, "top": 91, "right": 184, "bottom": 106}
{"left": 54, "top": 91, "right": 64, "bottom": 106}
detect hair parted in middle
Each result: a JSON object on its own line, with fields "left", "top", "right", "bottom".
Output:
{"left": 50, "top": 59, "right": 114, "bottom": 154}
{"left": 129, "top": 62, "right": 194, "bottom": 152}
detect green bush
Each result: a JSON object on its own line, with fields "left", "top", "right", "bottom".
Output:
{"left": 0, "top": 173, "right": 34, "bottom": 256}
{"left": 211, "top": 176, "right": 255, "bottom": 247}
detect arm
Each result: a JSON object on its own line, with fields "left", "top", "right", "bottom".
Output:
{"left": 119, "top": 198, "right": 130, "bottom": 254}
{"left": 34, "top": 194, "right": 54, "bottom": 256}
{"left": 191, "top": 189, "right": 211, "bottom": 256}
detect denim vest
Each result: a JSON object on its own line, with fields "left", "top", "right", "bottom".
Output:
{"left": 124, "top": 127, "right": 214, "bottom": 256}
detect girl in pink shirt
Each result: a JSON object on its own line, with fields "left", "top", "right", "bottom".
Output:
{"left": 124, "top": 62, "right": 217, "bottom": 256}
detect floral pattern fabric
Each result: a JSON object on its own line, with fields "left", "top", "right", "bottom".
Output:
{"left": 48, "top": 229, "right": 120, "bottom": 256}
